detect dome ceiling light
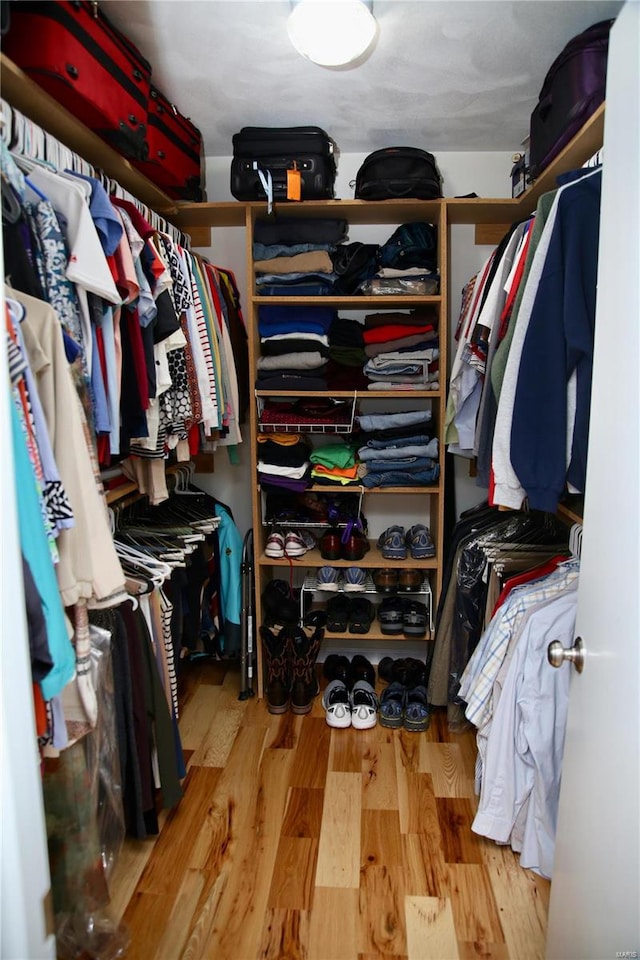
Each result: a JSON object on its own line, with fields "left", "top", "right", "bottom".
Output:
{"left": 287, "top": 0, "right": 378, "bottom": 68}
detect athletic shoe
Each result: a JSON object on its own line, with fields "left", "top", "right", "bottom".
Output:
{"left": 265, "top": 530, "right": 285, "bottom": 558}
{"left": 405, "top": 524, "right": 435, "bottom": 559}
{"left": 322, "top": 679, "right": 351, "bottom": 728}
{"left": 316, "top": 566, "right": 341, "bottom": 591}
{"left": 343, "top": 567, "right": 367, "bottom": 592}
{"left": 350, "top": 680, "right": 379, "bottom": 730}
{"left": 284, "top": 529, "right": 315, "bottom": 557}
{"left": 377, "top": 525, "right": 407, "bottom": 559}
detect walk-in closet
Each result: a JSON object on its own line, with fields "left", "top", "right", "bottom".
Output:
{"left": 2, "top": 3, "right": 638, "bottom": 959}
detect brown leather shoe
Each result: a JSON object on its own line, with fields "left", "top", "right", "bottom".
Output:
{"left": 398, "top": 568, "right": 424, "bottom": 592}
{"left": 319, "top": 528, "right": 342, "bottom": 560}
{"left": 373, "top": 568, "right": 399, "bottom": 592}
{"left": 341, "top": 530, "right": 370, "bottom": 562}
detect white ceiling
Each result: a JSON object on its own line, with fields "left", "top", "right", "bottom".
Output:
{"left": 101, "top": 0, "right": 623, "bottom": 158}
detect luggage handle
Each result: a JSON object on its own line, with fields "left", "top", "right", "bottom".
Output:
{"left": 382, "top": 180, "right": 420, "bottom": 198}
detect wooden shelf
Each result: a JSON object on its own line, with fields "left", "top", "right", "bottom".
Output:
{"left": 446, "top": 103, "right": 605, "bottom": 224}
{"left": 251, "top": 295, "right": 440, "bottom": 308}
{"left": 259, "top": 545, "right": 438, "bottom": 569}
{"left": 306, "top": 484, "right": 441, "bottom": 495}
{"left": 0, "top": 54, "right": 178, "bottom": 215}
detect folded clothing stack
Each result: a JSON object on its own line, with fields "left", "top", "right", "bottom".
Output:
{"left": 256, "top": 305, "right": 336, "bottom": 391}
{"left": 257, "top": 431, "right": 312, "bottom": 492}
{"left": 360, "top": 222, "right": 440, "bottom": 297}
{"left": 310, "top": 441, "right": 359, "bottom": 486}
{"left": 362, "top": 309, "right": 440, "bottom": 390}
{"left": 253, "top": 217, "right": 347, "bottom": 296}
{"left": 356, "top": 408, "right": 440, "bottom": 488}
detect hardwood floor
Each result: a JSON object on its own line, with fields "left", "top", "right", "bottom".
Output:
{"left": 109, "top": 661, "right": 550, "bottom": 960}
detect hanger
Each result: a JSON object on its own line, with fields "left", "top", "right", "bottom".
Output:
{"left": 24, "top": 175, "right": 48, "bottom": 202}
{"left": 1, "top": 178, "right": 21, "bottom": 224}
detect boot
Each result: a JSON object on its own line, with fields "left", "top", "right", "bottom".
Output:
{"left": 289, "top": 625, "right": 323, "bottom": 715}
{"left": 260, "top": 624, "right": 291, "bottom": 714}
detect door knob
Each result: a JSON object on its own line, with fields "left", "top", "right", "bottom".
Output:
{"left": 547, "top": 636, "right": 585, "bottom": 673}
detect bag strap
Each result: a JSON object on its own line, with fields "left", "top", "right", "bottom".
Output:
{"left": 254, "top": 162, "right": 273, "bottom": 213}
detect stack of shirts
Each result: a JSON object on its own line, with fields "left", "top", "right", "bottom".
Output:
{"left": 310, "top": 441, "right": 359, "bottom": 486}
{"left": 257, "top": 432, "right": 312, "bottom": 493}
{"left": 325, "top": 315, "right": 370, "bottom": 391}
{"left": 362, "top": 311, "right": 439, "bottom": 390}
{"left": 356, "top": 409, "right": 440, "bottom": 488}
{"left": 257, "top": 305, "right": 336, "bottom": 391}
{"left": 253, "top": 217, "right": 347, "bottom": 296}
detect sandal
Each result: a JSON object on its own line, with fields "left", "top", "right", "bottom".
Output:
{"left": 403, "top": 685, "right": 431, "bottom": 732}
{"left": 379, "top": 682, "right": 406, "bottom": 728}
{"left": 349, "top": 597, "right": 374, "bottom": 635}
{"left": 402, "top": 600, "right": 428, "bottom": 637}
{"left": 377, "top": 596, "right": 405, "bottom": 635}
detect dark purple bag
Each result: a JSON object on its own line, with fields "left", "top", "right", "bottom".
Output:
{"left": 529, "top": 19, "right": 613, "bottom": 179}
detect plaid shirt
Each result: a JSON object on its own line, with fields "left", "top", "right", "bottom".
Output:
{"left": 459, "top": 560, "right": 580, "bottom": 729}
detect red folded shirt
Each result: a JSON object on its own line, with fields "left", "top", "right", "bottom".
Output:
{"left": 362, "top": 323, "right": 434, "bottom": 345}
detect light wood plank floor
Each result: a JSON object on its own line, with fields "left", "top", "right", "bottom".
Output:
{"left": 109, "top": 661, "right": 550, "bottom": 960}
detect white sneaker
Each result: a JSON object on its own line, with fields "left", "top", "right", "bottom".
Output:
{"left": 265, "top": 530, "right": 285, "bottom": 558}
{"left": 350, "top": 680, "right": 378, "bottom": 730}
{"left": 285, "top": 529, "right": 315, "bottom": 557}
{"left": 322, "top": 679, "right": 351, "bottom": 728}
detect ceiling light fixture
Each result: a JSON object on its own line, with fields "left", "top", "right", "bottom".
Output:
{"left": 287, "top": 0, "right": 378, "bottom": 68}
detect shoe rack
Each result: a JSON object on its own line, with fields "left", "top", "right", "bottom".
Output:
{"left": 300, "top": 573, "right": 434, "bottom": 642}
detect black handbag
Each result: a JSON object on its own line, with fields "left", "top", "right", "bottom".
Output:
{"left": 354, "top": 147, "right": 442, "bottom": 200}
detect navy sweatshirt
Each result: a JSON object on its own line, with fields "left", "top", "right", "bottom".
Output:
{"left": 510, "top": 169, "right": 602, "bottom": 512}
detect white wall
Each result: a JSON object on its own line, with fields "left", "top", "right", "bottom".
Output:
{"left": 194, "top": 150, "right": 512, "bottom": 534}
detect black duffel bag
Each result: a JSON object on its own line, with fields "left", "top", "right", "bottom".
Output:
{"left": 354, "top": 147, "right": 442, "bottom": 200}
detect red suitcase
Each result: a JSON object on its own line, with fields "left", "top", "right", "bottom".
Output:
{"left": 133, "top": 85, "right": 205, "bottom": 202}
{"left": 4, "top": 0, "right": 151, "bottom": 160}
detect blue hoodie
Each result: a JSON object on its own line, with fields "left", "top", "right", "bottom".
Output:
{"left": 510, "top": 169, "right": 602, "bottom": 512}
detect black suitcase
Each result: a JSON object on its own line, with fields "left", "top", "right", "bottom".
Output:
{"left": 230, "top": 126, "right": 337, "bottom": 201}
{"left": 529, "top": 20, "right": 613, "bottom": 179}
{"left": 4, "top": 1, "right": 152, "bottom": 161}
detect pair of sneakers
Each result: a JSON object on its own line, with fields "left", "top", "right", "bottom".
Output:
{"left": 377, "top": 524, "right": 435, "bottom": 560}
{"left": 322, "top": 679, "right": 379, "bottom": 729}
{"left": 316, "top": 566, "right": 367, "bottom": 592}
{"left": 265, "top": 528, "right": 315, "bottom": 558}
